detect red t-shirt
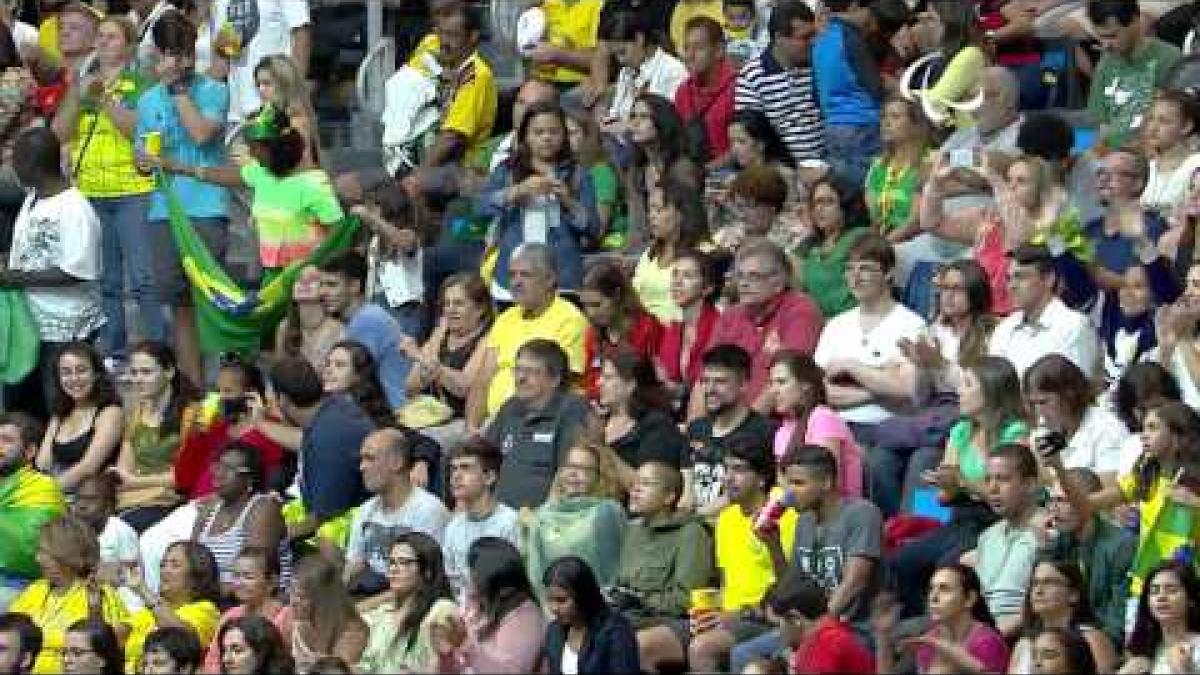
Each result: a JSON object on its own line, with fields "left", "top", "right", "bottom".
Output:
{"left": 710, "top": 290, "right": 824, "bottom": 404}
{"left": 791, "top": 616, "right": 876, "bottom": 675}
{"left": 674, "top": 59, "right": 737, "bottom": 159}
{"left": 583, "top": 311, "right": 664, "bottom": 399}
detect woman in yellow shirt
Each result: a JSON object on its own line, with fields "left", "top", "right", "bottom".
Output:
{"left": 9, "top": 516, "right": 128, "bottom": 675}
{"left": 122, "top": 541, "right": 222, "bottom": 673}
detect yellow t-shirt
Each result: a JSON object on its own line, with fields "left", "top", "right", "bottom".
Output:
{"left": 37, "top": 17, "right": 59, "bottom": 65}
{"left": 9, "top": 580, "right": 129, "bottom": 675}
{"left": 715, "top": 499, "right": 797, "bottom": 612}
{"left": 633, "top": 251, "right": 681, "bottom": 323}
{"left": 407, "top": 33, "right": 441, "bottom": 68}
{"left": 73, "top": 71, "right": 156, "bottom": 197}
{"left": 485, "top": 297, "right": 589, "bottom": 414}
{"left": 409, "top": 46, "right": 498, "bottom": 165}
{"left": 670, "top": 0, "right": 725, "bottom": 54}
{"left": 535, "top": 0, "right": 602, "bottom": 85}
{"left": 124, "top": 601, "right": 221, "bottom": 673}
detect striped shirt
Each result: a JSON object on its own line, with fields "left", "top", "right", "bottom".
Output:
{"left": 735, "top": 47, "right": 825, "bottom": 164}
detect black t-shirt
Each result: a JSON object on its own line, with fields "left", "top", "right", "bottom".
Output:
{"left": 611, "top": 410, "right": 689, "bottom": 469}
{"left": 685, "top": 411, "right": 774, "bottom": 509}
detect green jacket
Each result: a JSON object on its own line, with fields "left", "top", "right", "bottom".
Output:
{"left": 1047, "top": 516, "right": 1136, "bottom": 645}
{"left": 616, "top": 512, "right": 716, "bottom": 618}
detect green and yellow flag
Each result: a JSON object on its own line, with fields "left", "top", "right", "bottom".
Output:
{"left": 159, "top": 172, "right": 360, "bottom": 356}
{"left": 0, "top": 288, "right": 38, "bottom": 384}
{"left": 1130, "top": 473, "right": 1200, "bottom": 596}
{"left": 0, "top": 466, "right": 65, "bottom": 578}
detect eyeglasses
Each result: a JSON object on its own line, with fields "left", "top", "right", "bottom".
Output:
{"left": 845, "top": 264, "right": 883, "bottom": 277}
{"left": 735, "top": 269, "right": 779, "bottom": 284}
{"left": 63, "top": 647, "right": 96, "bottom": 659}
{"left": 388, "top": 556, "right": 419, "bottom": 568}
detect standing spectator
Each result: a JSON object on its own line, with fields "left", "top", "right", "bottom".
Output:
{"left": 675, "top": 16, "right": 736, "bottom": 165}
{"left": 343, "top": 429, "right": 450, "bottom": 596}
{"left": 685, "top": 344, "right": 775, "bottom": 515}
{"left": 734, "top": 0, "right": 824, "bottom": 167}
{"left": 210, "top": 0, "right": 310, "bottom": 121}
{"left": 0, "top": 413, "right": 66, "bottom": 608}
{"left": 0, "top": 613, "right": 42, "bottom": 675}
{"left": 1086, "top": 0, "right": 1181, "bottom": 148}
{"left": 251, "top": 55, "right": 320, "bottom": 166}
{"left": 657, "top": 249, "right": 721, "bottom": 417}
{"left": 486, "top": 339, "right": 592, "bottom": 508}
{"left": 135, "top": 12, "right": 229, "bottom": 386}
{"left": 541, "top": 556, "right": 640, "bottom": 674}
{"left": 130, "top": 0, "right": 181, "bottom": 74}
{"left": 1086, "top": 147, "right": 1166, "bottom": 291}
{"left": 0, "top": 127, "right": 102, "bottom": 419}
{"left": 632, "top": 178, "right": 709, "bottom": 323}
{"left": 580, "top": 260, "right": 663, "bottom": 400}
{"left": 52, "top": 15, "right": 162, "bottom": 360}
{"left": 711, "top": 239, "right": 823, "bottom": 411}
{"left": 865, "top": 97, "right": 932, "bottom": 242}
{"left": 442, "top": 439, "right": 521, "bottom": 604}
{"left": 35, "top": 343, "right": 123, "bottom": 493}
{"left": 812, "top": 0, "right": 883, "bottom": 191}
{"left": 280, "top": 555, "right": 368, "bottom": 672}
{"left": 477, "top": 101, "right": 599, "bottom": 300}
{"left": 796, "top": 178, "right": 868, "bottom": 317}
{"left": 602, "top": 10, "right": 688, "bottom": 128}
{"left": 317, "top": 251, "right": 412, "bottom": 412}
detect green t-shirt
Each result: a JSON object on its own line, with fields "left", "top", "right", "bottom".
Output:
{"left": 590, "top": 162, "right": 628, "bottom": 249}
{"left": 949, "top": 416, "right": 1029, "bottom": 483}
{"left": 1087, "top": 37, "right": 1181, "bottom": 147}
{"left": 241, "top": 163, "right": 345, "bottom": 269}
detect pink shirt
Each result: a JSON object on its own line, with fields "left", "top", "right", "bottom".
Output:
{"left": 917, "top": 622, "right": 1010, "bottom": 674}
{"left": 773, "top": 405, "right": 863, "bottom": 498}
{"left": 440, "top": 599, "right": 545, "bottom": 674}
{"left": 202, "top": 604, "right": 292, "bottom": 673}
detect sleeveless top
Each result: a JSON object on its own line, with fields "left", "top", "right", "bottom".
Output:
{"left": 437, "top": 327, "right": 487, "bottom": 416}
{"left": 196, "top": 494, "right": 293, "bottom": 587}
{"left": 51, "top": 408, "right": 99, "bottom": 473}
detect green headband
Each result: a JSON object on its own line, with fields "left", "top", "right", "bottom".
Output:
{"left": 245, "top": 104, "right": 286, "bottom": 141}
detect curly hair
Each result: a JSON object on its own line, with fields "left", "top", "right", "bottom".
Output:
{"left": 551, "top": 443, "right": 622, "bottom": 501}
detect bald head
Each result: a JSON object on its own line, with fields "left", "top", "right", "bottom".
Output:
{"left": 514, "top": 79, "right": 560, "bottom": 129}
{"left": 976, "top": 67, "right": 1020, "bottom": 132}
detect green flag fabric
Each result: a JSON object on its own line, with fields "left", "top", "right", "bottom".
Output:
{"left": 1129, "top": 486, "right": 1199, "bottom": 596}
{"left": 159, "top": 172, "right": 359, "bottom": 356}
{"left": 0, "top": 465, "right": 65, "bottom": 578}
{"left": 0, "top": 287, "right": 39, "bottom": 384}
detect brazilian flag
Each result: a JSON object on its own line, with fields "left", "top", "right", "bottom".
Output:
{"left": 1130, "top": 479, "right": 1200, "bottom": 596}
{"left": 159, "top": 172, "right": 360, "bottom": 356}
{"left": 0, "top": 466, "right": 65, "bottom": 578}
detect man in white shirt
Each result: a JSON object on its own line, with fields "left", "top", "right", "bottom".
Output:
{"left": 211, "top": 0, "right": 311, "bottom": 120}
{"left": 814, "top": 234, "right": 926, "bottom": 516}
{"left": 989, "top": 244, "right": 1101, "bottom": 380}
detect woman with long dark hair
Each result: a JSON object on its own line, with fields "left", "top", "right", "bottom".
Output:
{"left": 796, "top": 178, "right": 869, "bottom": 317}
{"left": 624, "top": 93, "right": 704, "bottom": 249}
{"left": 1030, "top": 626, "right": 1098, "bottom": 675}
{"left": 62, "top": 619, "right": 124, "bottom": 675}
{"left": 478, "top": 101, "right": 600, "bottom": 299}
{"left": 1008, "top": 558, "right": 1117, "bottom": 673}
{"left": 632, "top": 176, "right": 709, "bottom": 323}
{"left": 359, "top": 532, "right": 459, "bottom": 673}
{"left": 541, "top": 556, "right": 640, "bottom": 674}
{"left": 657, "top": 249, "right": 721, "bottom": 420}
{"left": 579, "top": 259, "right": 663, "bottom": 400}
{"left": 35, "top": 342, "right": 123, "bottom": 492}
{"left": 217, "top": 614, "right": 295, "bottom": 674}
{"left": 321, "top": 340, "right": 395, "bottom": 429}
{"left": 915, "top": 0, "right": 989, "bottom": 130}
{"left": 1122, "top": 562, "right": 1200, "bottom": 674}
{"left": 273, "top": 265, "right": 344, "bottom": 372}
{"left": 599, "top": 350, "right": 688, "bottom": 490}
{"left": 202, "top": 547, "right": 288, "bottom": 673}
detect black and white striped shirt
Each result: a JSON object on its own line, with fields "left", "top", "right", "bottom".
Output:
{"left": 735, "top": 47, "right": 826, "bottom": 164}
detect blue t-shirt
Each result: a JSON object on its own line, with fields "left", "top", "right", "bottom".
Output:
{"left": 300, "top": 394, "right": 374, "bottom": 519}
{"left": 1085, "top": 211, "right": 1167, "bottom": 276}
{"left": 135, "top": 75, "right": 230, "bottom": 222}
{"left": 346, "top": 303, "right": 412, "bottom": 410}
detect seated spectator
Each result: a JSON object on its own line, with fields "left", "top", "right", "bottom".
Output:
{"left": 201, "top": 547, "right": 289, "bottom": 673}
{"left": 318, "top": 251, "right": 413, "bottom": 412}
{"left": 619, "top": 461, "right": 716, "bottom": 671}
{"left": 671, "top": 0, "right": 723, "bottom": 54}
{"left": 270, "top": 357, "right": 373, "bottom": 552}
{"left": 443, "top": 439, "right": 521, "bottom": 603}
{"left": 1086, "top": 147, "right": 1167, "bottom": 291}
{"left": 1122, "top": 561, "right": 1200, "bottom": 674}
{"left": 0, "top": 127, "right": 102, "bottom": 419}
{"left": 191, "top": 444, "right": 287, "bottom": 597}
{"left": 711, "top": 239, "right": 823, "bottom": 411}
{"left": 674, "top": 17, "right": 736, "bottom": 166}
{"left": 343, "top": 429, "right": 450, "bottom": 597}
{"left": 564, "top": 105, "right": 626, "bottom": 249}
{"left": 623, "top": 93, "right": 704, "bottom": 249}
{"left": 688, "top": 438, "right": 791, "bottom": 671}
{"left": 890, "top": 356, "right": 1027, "bottom": 618}
{"left": 524, "top": 443, "right": 627, "bottom": 598}
{"left": 121, "top": 541, "right": 221, "bottom": 674}
{"left": 216, "top": 615, "right": 294, "bottom": 675}
{"left": 477, "top": 102, "right": 600, "bottom": 300}
{"left": 768, "top": 353, "right": 862, "bottom": 498}
{"left": 273, "top": 265, "right": 344, "bottom": 373}
{"left": 1028, "top": 626, "right": 1099, "bottom": 674}
{"left": 686, "top": 344, "right": 776, "bottom": 515}
{"left": 601, "top": 10, "right": 688, "bottom": 129}
{"left": 525, "top": 0, "right": 601, "bottom": 93}
{"left": 541, "top": 556, "right": 640, "bottom": 673}
{"left": 486, "top": 339, "right": 592, "bottom": 508}
{"left": 599, "top": 351, "right": 689, "bottom": 489}
{"left": 114, "top": 341, "right": 201, "bottom": 533}
{"left": 767, "top": 570, "right": 876, "bottom": 674}
{"left": 432, "top": 537, "right": 545, "bottom": 673}
{"left": 358, "top": 532, "right": 458, "bottom": 673}
{"left": 1158, "top": 262, "right": 1200, "bottom": 407}
{"left": 633, "top": 178, "right": 709, "bottom": 324}
{"left": 989, "top": 245, "right": 1101, "bottom": 381}
{"left": 34, "top": 342, "right": 123, "bottom": 495}
{"left": 1008, "top": 558, "right": 1118, "bottom": 673}
{"left": 1142, "top": 90, "right": 1200, "bottom": 222}
{"left": 580, "top": 261, "right": 663, "bottom": 400}
{"left": 1113, "top": 361, "right": 1182, "bottom": 481}
{"left": 279, "top": 555, "right": 368, "bottom": 672}
{"left": 61, "top": 619, "right": 122, "bottom": 675}
{"left": 795, "top": 178, "right": 868, "bottom": 317}
{"left": 658, "top": 249, "right": 721, "bottom": 418}
{"left": 1086, "top": 0, "right": 1181, "bottom": 148}
{"left": 0, "top": 613, "right": 42, "bottom": 675}
{"left": 1025, "top": 354, "right": 1129, "bottom": 481}
{"left": 717, "top": 165, "right": 791, "bottom": 252}
{"left": 1100, "top": 260, "right": 1178, "bottom": 386}
{"left": 866, "top": 97, "right": 932, "bottom": 242}
{"left": 0, "top": 413, "right": 66, "bottom": 605}
{"left": 723, "top": 110, "right": 797, "bottom": 203}
{"left": 10, "top": 517, "right": 127, "bottom": 674}
{"left": 723, "top": 0, "right": 767, "bottom": 64}
{"left": 978, "top": 0, "right": 1044, "bottom": 110}
{"left": 140, "top": 625, "right": 203, "bottom": 674}
{"left": 874, "top": 564, "right": 1010, "bottom": 673}
{"left": 68, "top": 474, "right": 138, "bottom": 609}
{"left": 814, "top": 234, "right": 926, "bottom": 517}
{"left": 401, "top": 273, "right": 493, "bottom": 455}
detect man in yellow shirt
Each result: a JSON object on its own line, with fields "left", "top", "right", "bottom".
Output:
{"left": 466, "top": 242, "right": 588, "bottom": 427}
{"left": 528, "top": 0, "right": 603, "bottom": 88}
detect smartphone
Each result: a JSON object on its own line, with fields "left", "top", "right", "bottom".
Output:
{"left": 948, "top": 148, "right": 975, "bottom": 169}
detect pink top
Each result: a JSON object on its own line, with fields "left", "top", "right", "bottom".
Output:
{"left": 916, "top": 622, "right": 1010, "bottom": 674}
{"left": 440, "top": 599, "right": 545, "bottom": 674}
{"left": 202, "top": 604, "right": 292, "bottom": 673}
{"left": 773, "top": 406, "right": 863, "bottom": 498}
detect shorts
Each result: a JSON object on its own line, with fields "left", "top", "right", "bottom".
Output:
{"left": 149, "top": 217, "right": 229, "bottom": 306}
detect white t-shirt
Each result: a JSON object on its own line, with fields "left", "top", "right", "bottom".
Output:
{"left": 8, "top": 187, "right": 103, "bottom": 342}
{"left": 443, "top": 503, "right": 521, "bottom": 604}
{"left": 212, "top": 0, "right": 310, "bottom": 120}
{"left": 814, "top": 302, "right": 927, "bottom": 425}
{"left": 608, "top": 48, "right": 688, "bottom": 122}
{"left": 98, "top": 516, "right": 143, "bottom": 610}
{"left": 346, "top": 488, "right": 451, "bottom": 578}
{"left": 1063, "top": 405, "right": 1130, "bottom": 476}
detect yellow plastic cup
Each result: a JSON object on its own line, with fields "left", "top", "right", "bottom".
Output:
{"left": 690, "top": 588, "right": 721, "bottom": 614}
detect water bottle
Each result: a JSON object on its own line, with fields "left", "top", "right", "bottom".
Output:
{"left": 754, "top": 490, "right": 794, "bottom": 536}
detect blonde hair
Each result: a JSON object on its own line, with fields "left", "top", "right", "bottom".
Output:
{"left": 40, "top": 516, "right": 100, "bottom": 579}
{"left": 253, "top": 54, "right": 320, "bottom": 160}
{"left": 97, "top": 15, "right": 136, "bottom": 50}
{"left": 1008, "top": 154, "right": 1057, "bottom": 207}
{"left": 551, "top": 443, "right": 622, "bottom": 501}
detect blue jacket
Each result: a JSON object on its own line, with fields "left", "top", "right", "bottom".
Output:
{"left": 477, "top": 161, "right": 600, "bottom": 293}
{"left": 542, "top": 610, "right": 640, "bottom": 674}
{"left": 812, "top": 17, "right": 882, "bottom": 127}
